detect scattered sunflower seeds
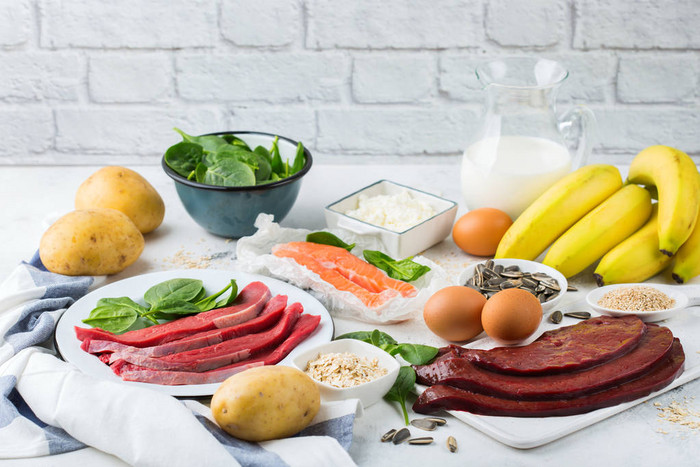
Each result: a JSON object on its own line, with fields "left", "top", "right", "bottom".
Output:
{"left": 564, "top": 311, "right": 592, "bottom": 319}
{"left": 381, "top": 429, "right": 397, "bottom": 442}
{"left": 465, "top": 262, "right": 562, "bottom": 302}
{"left": 424, "top": 417, "right": 447, "bottom": 426}
{"left": 408, "top": 437, "right": 434, "bottom": 445}
{"left": 392, "top": 428, "right": 411, "bottom": 445}
{"left": 410, "top": 419, "right": 437, "bottom": 431}
{"left": 549, "top": 310, "right": 563, "bottom": 324}
{"left": 447, "top": 436, "right": 458, "bottom": 453}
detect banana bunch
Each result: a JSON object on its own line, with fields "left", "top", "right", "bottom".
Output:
{"left": 495, "top": 145, "right": 700, "bottom": 284}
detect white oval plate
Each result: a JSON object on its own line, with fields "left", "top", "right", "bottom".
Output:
{"left": 55, "top": 269, "right": 333, "bottom": 397}
{"left": 586, "top": 283, "right": 693, "bottom": 323}
{"left": 459, "top": 258, "right": 568, "bottom": 312}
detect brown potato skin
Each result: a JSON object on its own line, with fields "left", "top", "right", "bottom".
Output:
{"left": 75, "top": 166, "right": 165, "bottom": 234}
{"left": 211, "top": 366, "right": 320, "bottom": 442}
{"left": 39, "top": 208, "right": 145, "bottom": 276}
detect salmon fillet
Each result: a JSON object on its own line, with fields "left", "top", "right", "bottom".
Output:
{"left": 272, "top": 241, "right": 417, "bottom": 308}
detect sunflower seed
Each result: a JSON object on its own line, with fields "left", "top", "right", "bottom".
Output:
{"left": 447, "top": 436, "right": 458, "bottom": 453}
{"left": 485, "top": 277, "right": 505, "bottom": 288}
{"left": 408, "top": 437, "right": 434, "bottom": 445}
{"left": 500, "top": 271, "right": 524, "bottom": 279}
{"left": 565, "top": 311, "right": 591, "bottom": 319}
{"left": 541, "top": 279, "right": 560, "bottom": 291}
{"left": 549, "top": 310, "right": 563, "bottom": 324}
{"left": 531, "top": 272, "right": 552, "bottom": 281}
{"left": 538, "top": 293, "right": 547, "bottom": 303}
{"left": 482, "top": 268, "right": 499, "bottom": 280}
{"left": 484, "top": 259, "right": 495, "bottom": 270}
{"left": 535, "top": 284, "right": 547, "bottom": 293}
{"left": 410, "top": 419, "right": 437, "bottom": 431}
{"left": 424, "top": 417, "right": 447, "bottom": 426}
{"left": 521, "top": 277, "right": 538, "bottom": 288}
{"left": 392, "top": 428, "right": 411, "bottom": 444}
{"left": 545, "top": 294, "right": 557, "bottom": 302}
{"left": 567, "top": 284, "right": 579, "bottom": 292}
{"left": 494, "top": 264, "right": 504, "bottom": 274}
{"left": 504, "top": 265, "right": 521, "bottom": 272}
{"left": 500, "top": 280, "right": 518, "bottom": 290}
{"left": 381, "top": 429, "right": 397, "bottom": 442}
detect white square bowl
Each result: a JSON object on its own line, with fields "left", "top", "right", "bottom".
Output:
{"left": 324, "top": 179, "right": 458, "bottom": 259}
{"left": 290, "top": 338, "right": 400, "bottom": 409}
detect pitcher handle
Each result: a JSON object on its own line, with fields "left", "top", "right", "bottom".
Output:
{"left": 559, "top": 105, "right": 597, "bottom": 169}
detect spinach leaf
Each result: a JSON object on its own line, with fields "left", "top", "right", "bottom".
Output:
{"left": 222, "top": 134, "right": 252, "bottom": 151}
{"left": 305, "top": 232, "right": 356, "bottom": 251}
{"left": 144, "top": 279, "right": 204, "bottom": 308}
{"left": 383, "top": 366, "right": 416, "bottom": 426}
{"left": 164, "top": 142, "right": 203, "bottom": 178}
{"left": 335, "top": 330, "right": 373, "bottom": 342}
{"left": 215, "top": 280, "right": 239, "bottom": 308}
{"left": 363, "top": 250, "right": 431, "bottom": 282}
{"left": 395, "top": 344, "right": 439, "bottom": 365}
{"left": 146, "top": 298, "right": 202, "bottom": 316}
{"left": 290, "top": 142, "right": 306, "bottom": 175}
{"left": 195, "top": 280, "right": 235, "bottom": 312}
{"left": 254, "top": 145, "right": 271, "bottom": 161}
{"left": 174, "top": 127, "right": 228, "bottom": 153}
{"left": 269, "top": 136, "right": 284, "bottom": 175}
{"left": 194, "top": 162, "right": 208, "bottom": 183}
{"left": 201, "top": 159, "right": 256, "bottom": 187}
{"left": 82, "top": 306, "right": 139, "bottom": 333}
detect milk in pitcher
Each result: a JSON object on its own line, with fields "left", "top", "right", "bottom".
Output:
{"left": 461, "top": 135, "right": 572, "bottom": 220}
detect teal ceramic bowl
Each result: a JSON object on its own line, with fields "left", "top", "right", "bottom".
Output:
{"left": 162, "top": 131, "right": 312, "bottom": 238}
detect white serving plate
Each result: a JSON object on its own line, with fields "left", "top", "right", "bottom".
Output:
{"left": 586, "top": 283, "right": 700, "bottom": 322}
{"left": 324, "top": 179, "right": 458, "bottom": 258}
{"left": 415, "top": 300, "right": 700, "bottom": 449}
{"left": 55, "top": 269, "right": 334, "bottom": 397}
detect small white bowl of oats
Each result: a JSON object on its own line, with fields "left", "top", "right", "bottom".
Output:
{"left": 290, "top": 338, "right": 400, "bottom": 409}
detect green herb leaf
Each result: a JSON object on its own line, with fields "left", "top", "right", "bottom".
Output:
{"left": 143, "top": 279, "right": 204, "bottom": 308}
{"left": 201, "top": 159, "right": 256, "bottom": 187}
{"left": 362, "top": 250, "right": 431, "bottom": 282}
{"left": 254, "top": 145, "right": 271, "bottom": 162}
{"left": 269, "top": 136, "right": 284, "bottom": 175}
{"left": 82, "top": 306, "right": 139, "bottom": 333}
{"left": 306, "top": 232, "right": 356, "bottom": 251}
{"left": 383, "top": 366, "right": 416, "bottom": 426}
{"left": 215, "top": 280, "right": 238, "bottom": 308}
{"left": 290, "top": 142, "right": 306, "bottom": 175}
{"left": 396, "top": 344, "right": 439, "bottom": 365}
{"left": 334, "top": 330, "right": 373, "bottom": 343}
{"left": 164, "top": 142, "right": 204, "bottom": 178}
{"left": 174, "top": 128, "right": 228, "bottom": 153}
{"left": 222, "top": 134, "right": 252, "bottom": 151}
{"left": 147, "top": 298, "right": 202, "bottom": 316}
{"left": 195, "top": 280, "right": 236, "bottom": 312}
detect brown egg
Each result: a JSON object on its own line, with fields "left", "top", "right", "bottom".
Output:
{"left": 481, "top": 288, "right": 542, "bottom": 344}
{"left": 452, "top": 208, "right": 513, "bottom": 256}
{"left": 423, "top": 286, "right": 487, "bottom": 342}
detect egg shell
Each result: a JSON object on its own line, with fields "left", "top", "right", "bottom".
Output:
{"left": 452, "top": 208, "right": 513, "bottom": 256}
{"left": 423, "top": 286, "right": 487, "bottom": 342}
{"left": 481, "top": 288, "right": 542, "bottom": 345}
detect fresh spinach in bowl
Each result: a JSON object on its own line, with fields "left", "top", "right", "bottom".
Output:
{"left": 164, "top": 128, "right": 306, "bottom": 187}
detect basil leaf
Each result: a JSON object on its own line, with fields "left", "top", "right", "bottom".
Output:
{"left": 383, "top": 366, "right": 415, "bottom": 426}
{"left": 164, "top": 142, "right": 203, "bottom": 178}
{"left": 82, "top": 306, "right": 139, "bottom": 333}
{"left": 306, "top": 232, "right": 356, "bottom": 251}
{"left": 396, "top": 344, "right": 439, "bottom": 365}
{"left": 362, "top": 250, "right": 431, "bottom": 282}
{"left": 143, "top": 279, "right": 204, "bottom": 308}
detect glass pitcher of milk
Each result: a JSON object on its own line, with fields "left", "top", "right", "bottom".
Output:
{"left": 461, "top": 57, "right": 596, "bottom": 220}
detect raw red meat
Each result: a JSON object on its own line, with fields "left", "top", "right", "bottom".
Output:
{"left": 74, "top": 281, "right": 271, "bottom": 347}
{"left": 413, "top": 338, "right": 685, "bottom": 417}
{"left": 415, "top": 325, "right": 674, "bottom": 400}
{"left": 116, "top": 313, "right": 321, "bottom": 385}
{"left": 82, "top": 294, "right": 288, "bottom": 357}
{"left": 459, "top": 315, "right": 646, "bottom": 375}
{"left": 110, "top": 302, "right": 302, "bottom": 372}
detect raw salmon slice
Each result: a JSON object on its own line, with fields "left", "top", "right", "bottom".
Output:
{"left": 273, "top": 242, "right": 417, "bottom": 299}
{"left": 272, "top": 244, "right": 404, "bottom": 308}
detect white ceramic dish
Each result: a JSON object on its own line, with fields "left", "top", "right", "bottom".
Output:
{"left": 586, "top": 283, "right": 700, "bottom": 323}
{"left": 291, "top": 338, "right": 400, "bottom": 409}
{"left": 459, "top": 258, "right": 568, "bottom": 313}
{"left": 324, "top": 179, "right": 458, "bottom": 258}
{"left": 55, "top": 269, "right": 333, "bottom": 397}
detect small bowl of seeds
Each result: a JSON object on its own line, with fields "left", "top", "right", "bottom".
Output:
{"left": 290, "top": 338, "right": 400, "bottom": 409}
{"left": 586, "top": 283, "right": 691, "bottom": 322}
{"left": 459, "top": 258, "right": 568, "bottom": 313}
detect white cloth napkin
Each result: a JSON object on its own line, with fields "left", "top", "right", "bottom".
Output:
{"left": 0, "top": 256, "right": 359, "bottom": 467}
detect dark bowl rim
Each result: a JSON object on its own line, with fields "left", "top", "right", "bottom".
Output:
{"left": 161, "top": 131, "right": 313, "bottom": 192}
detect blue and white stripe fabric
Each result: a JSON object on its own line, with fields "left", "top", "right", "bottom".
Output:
{"left": 0, "top": 258, "right": 359, "bottom": 466}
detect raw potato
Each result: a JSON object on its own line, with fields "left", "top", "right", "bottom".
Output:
{"left": 75, "top": 166, "right": 165, "bottom": 234}
{"left": 211, "top": 366, "right": 320, "bottom": 442}
{"left": 40, "top": 208, "right": 145, "bottom": 276}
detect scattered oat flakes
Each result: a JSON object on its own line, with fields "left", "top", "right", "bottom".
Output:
{"left": 305, "top": 352, "right": 387, "bottom": 388}
{"left": 655, "top": 397, "right": 700, "bottom": 433}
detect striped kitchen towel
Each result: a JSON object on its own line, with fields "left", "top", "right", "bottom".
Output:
{"left": 0, "top": 257, "right": 359, "bottom": 467}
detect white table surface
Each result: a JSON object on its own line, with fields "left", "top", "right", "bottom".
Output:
{"left": 1, "top": 164, "right": 699, "bottom": 467}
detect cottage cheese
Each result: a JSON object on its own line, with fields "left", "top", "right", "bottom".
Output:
{"left": 345, "top": 190, "right": 436, "bottom": 232}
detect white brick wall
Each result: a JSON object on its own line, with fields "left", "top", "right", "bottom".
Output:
{"left": 0, "top": 0, "right": 698, "bottom": 164}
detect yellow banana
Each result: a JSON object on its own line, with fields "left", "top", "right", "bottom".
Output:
{"left": 671, "top": 173, "right": 700, "bottom": 283}
{"left": 627, "top": 145, "right": 700, "bottom": 256}
{"left": 593, "top": 205, "right": 673, "bottom": 285}
{"left": 543, "top": 184, "right": 652, "bottom": 278}
{"left": 495, "top": 164, "right": 622, "bottom": 260}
